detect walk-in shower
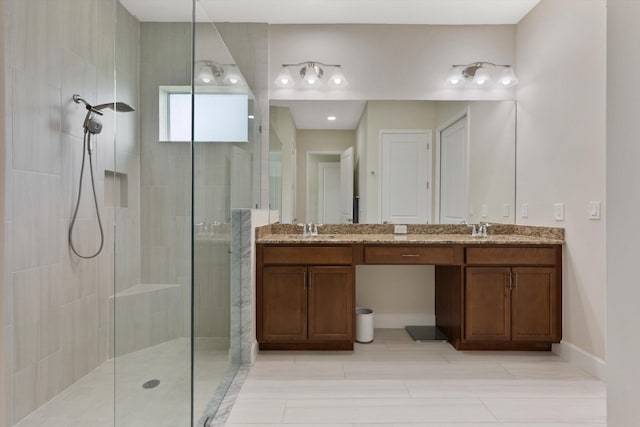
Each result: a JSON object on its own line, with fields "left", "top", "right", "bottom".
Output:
{"left": 4, "top": 1, "right": 261, "bottom": 425}
{"left": 68, "top": 94, "right": 135, "bottom": 259}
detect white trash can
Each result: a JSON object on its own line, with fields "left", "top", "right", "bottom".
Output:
{"left": 355, "top": 307, "right": 374, "bottom": 343}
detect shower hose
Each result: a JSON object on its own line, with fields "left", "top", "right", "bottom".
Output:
{"left": 68, "top": 129, "right": 104, "bottom": 259}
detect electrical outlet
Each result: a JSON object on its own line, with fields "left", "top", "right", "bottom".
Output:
{"left": 554, "top": 203, "right": 565, "bottom": 221}
{"left": 394, "top": 224, "right": 407, "bottom": 234}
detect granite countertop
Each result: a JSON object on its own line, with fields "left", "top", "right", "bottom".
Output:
{"left": 256, "top": 223, "right": 564, "bottom": 246}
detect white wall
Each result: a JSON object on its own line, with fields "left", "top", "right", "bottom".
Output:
{"left": 607, "top": 1, "right": 640, "bottom": 424}
{"left": 269, "top": 106, "right": 297, "bottom": 222}
{"left": 356, "top": 265, "right": 434, "bottom": 328}
{"left": 516, "top": 0, "right": 606, "bottom": 369}
{"left": 269, "top": 24, "right": 516, "bottom": 101}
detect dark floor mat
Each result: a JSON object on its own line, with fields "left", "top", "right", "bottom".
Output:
{"left": 405, "top": 325, "right": 448, "bottom": 342}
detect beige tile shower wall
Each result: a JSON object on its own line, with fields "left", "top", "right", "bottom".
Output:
{"left": 3, "top": 0, "right": 140, "bottom": 424}
{"left": 140, "top": 23, "right": 238, "bottom": 339}
{"left": 140, "top": 23, "right": 262, "bottom": 339}
{"left": 139, "top": 22, "right": 192, "bottom": 338}
{"left": 194, "top": 240, "right": 230, "bottom": 338}
{"left": 215, "top": 23, "right": 270, "bottom": 210}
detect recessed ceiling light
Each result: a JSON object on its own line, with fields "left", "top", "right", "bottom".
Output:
{"left": 327, "top": 116, "right": 337, "bottom": 121}
{"left": 248, "top": 115, "right": 255, "bottom": 119}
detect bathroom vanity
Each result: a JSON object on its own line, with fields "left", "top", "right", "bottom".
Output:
{"left": 255, "top": 224, "right": 563, "bottom": 351}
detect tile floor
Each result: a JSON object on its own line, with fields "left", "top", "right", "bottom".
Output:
{"left": 14, "top": 338, "right": 232, "bottom": 427}
{"left": 225, "top": 329, "right": 606, "bottom": 426}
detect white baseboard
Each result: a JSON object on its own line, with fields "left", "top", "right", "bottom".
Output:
{"left": 372, "top": 313, "right": 435, "bottom": 329}
{"left": 553, "top": 341, "right": 606, "bottom": 381}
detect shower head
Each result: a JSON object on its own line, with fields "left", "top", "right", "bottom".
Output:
{"left": 72, "top": 94, "right": 135, "bottom": 114}
{"left": 73, "top": 94, "right": 135, "bottom": 136}
{"left": 93, "top": 101, "right": 135, "bottom": 113}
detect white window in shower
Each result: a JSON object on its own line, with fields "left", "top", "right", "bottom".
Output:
{"left": 159, "top": 86, "right": 248, "bottom": 142}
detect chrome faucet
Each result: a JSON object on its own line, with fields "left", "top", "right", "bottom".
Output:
{"left": 479, "top": 222, "right": 491, "bottom": 237}
{"left": 467, "top": 222, "right": 490, "bottom": 237}
{"left": 298, "top": 222, "right": 322, "bottom": 237}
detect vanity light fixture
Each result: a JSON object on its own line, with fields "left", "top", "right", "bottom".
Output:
{"left": 222, "top": 65, "right": 244, "bottom": 86}
{"left": 195, "top": 60, "right": 244, "bottom": 86}
{"left": 197, "top": 62, "right": 221, "bottom": 84}
{"left": 447, "top": 61, "right": 518, "bottom": 88}
{"left": 275, "top": 61, "right": 348, "bottom": 88}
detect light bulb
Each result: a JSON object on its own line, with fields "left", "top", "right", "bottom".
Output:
{"left": 472, "top": 67, "right": 491, "bottom": 86}
{"left": 498, "top": 67, "right": 518, "bottom": 87}
{"left": 197, "top": 64, "right": 215, "bottom": 84}
{"left": 447, "top": 67, "right": 464, "bottom": 86}
{"left": 328, "top": 69, "right": 348, "bottom": 87}
{"left": 304, "top": 69, "right": 318, "bottom": 85}
{"left": 223, "top": 69, "right": 242, "bottom": 86}
{"left": 274, "top": 68, "right": 295, "bottom": 87}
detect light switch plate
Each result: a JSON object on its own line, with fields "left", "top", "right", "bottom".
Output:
{"left": 481, "top": 205, "right": 488, "bottom": 218}
{"left": 521, "top": 203, "right": 529, "bottom": 218}
{"left": 503, "top": 204, "right": 510, "bottom": 218}
{"left": 394, "top": 224, "right": 407, "bottom": 234}
{"left": 554, "top": 203, "right": 565, "bottom": 221}
{"left": 589, "top": 201, "right": 601, "bottom": 220}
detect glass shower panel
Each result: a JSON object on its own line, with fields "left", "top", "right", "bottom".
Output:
{"left": 192, "top": 11, "right": 262, "bottom": 423}
{"left": 114, "top": 1, "right": 193, "bottom": 425}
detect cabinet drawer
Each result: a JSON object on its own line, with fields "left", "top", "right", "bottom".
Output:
{"left": 262, "top": 246, "right": 353, "bottom": 265}
{"left": 465, "top": 247, "right": 557, "bottom": 265}
{"left": 365, "top": 245, "right": 455, "bottom": 265}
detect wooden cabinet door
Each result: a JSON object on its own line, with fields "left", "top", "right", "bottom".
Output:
{"left": 262, "top": 267, "right": 308, "bottom": 342}
{"left": 465, "top": 267, "right": 511, "bottom": 342}
{"left": 308, "top": 267, "right": 354, "bottom": 342}
{"left": 511, "top": 267, "right": 559, "bottom": 342}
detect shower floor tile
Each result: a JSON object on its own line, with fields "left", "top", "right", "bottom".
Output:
{"left": 14, "top": 337, "right": 231, "bottom": 427}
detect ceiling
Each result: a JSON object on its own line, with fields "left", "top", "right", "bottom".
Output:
{"left": 121, "top": 0, "right": 540, "bottom": 24}
{"left": 271, "top": 100, "right": 367, "bottom": 130}
{"left": 120, "top": 0, "right": 540, "bottom": 129}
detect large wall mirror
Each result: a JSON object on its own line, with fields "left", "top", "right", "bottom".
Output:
{"left": 270, "top": 99, "right": 516, "bottom": 225}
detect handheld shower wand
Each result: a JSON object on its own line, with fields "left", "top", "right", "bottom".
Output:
{"left": 69, "top": 94, "right": 135, "bottom": 259}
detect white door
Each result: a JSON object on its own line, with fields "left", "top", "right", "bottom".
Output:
{"left": 380, "top": 131, "right": 431, "bottom": 224}
{"left": 439, "top": 117, "right": 468, "bottom": 224}
{"left": 340, "top": 147, "right": 354, "bottom": 223}
{"left": 317, "top": 162, "right": 341, "bottom": 224}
